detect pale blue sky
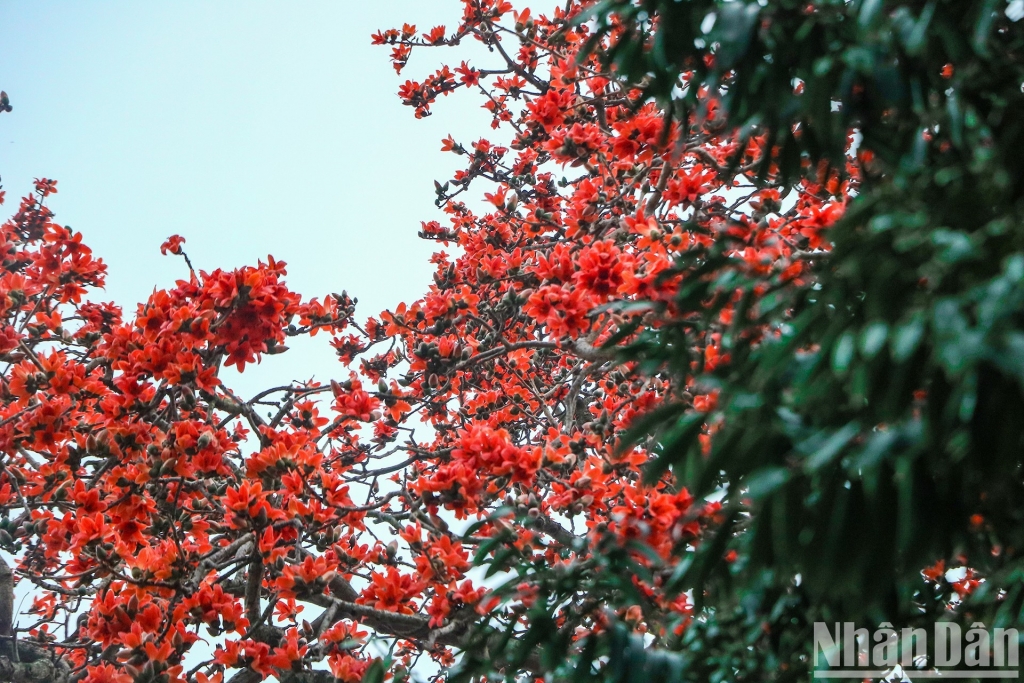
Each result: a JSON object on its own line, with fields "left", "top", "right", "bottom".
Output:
{"left": 0, "top": 1, "right": 494, "bottom": 393}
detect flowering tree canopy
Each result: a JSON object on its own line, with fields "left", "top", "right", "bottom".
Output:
{"left": 0, "top": 1, "right": 899, "bottom": 683}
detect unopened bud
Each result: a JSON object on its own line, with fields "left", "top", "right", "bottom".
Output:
{"left": 330, "top": 379, "right": 345, "bottom": 399}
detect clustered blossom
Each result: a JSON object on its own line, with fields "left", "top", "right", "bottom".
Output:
{"left": 0, "top": 1, "right": 859, "bottom": 682}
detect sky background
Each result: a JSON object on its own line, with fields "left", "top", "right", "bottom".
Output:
{"left": 0, "top": 0, "right": 495, "bottom": 397}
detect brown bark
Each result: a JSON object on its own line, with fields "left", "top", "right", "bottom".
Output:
{"left": 0, "top": 559, "right": 70, "bottom": 683}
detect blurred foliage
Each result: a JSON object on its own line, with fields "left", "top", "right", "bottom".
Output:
{"left": 457, "top": 2, "right": 1024, "bottom": 682}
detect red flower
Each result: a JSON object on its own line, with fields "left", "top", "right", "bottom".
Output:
{"left": 524, "top": 284, "right": 592, "bottom": 338}
{"left": 159, "top": 234, "right": 186, "bottom": 255}
{"left": 526, "top": 88, "right": 575, "bottom": 132}
{"left": 573, "top": 240, "right": 625, "bottom": 299}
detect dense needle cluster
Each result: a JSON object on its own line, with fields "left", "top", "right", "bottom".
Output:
{"left": 0, "top": 2, "right": 858, "bottom": 682}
